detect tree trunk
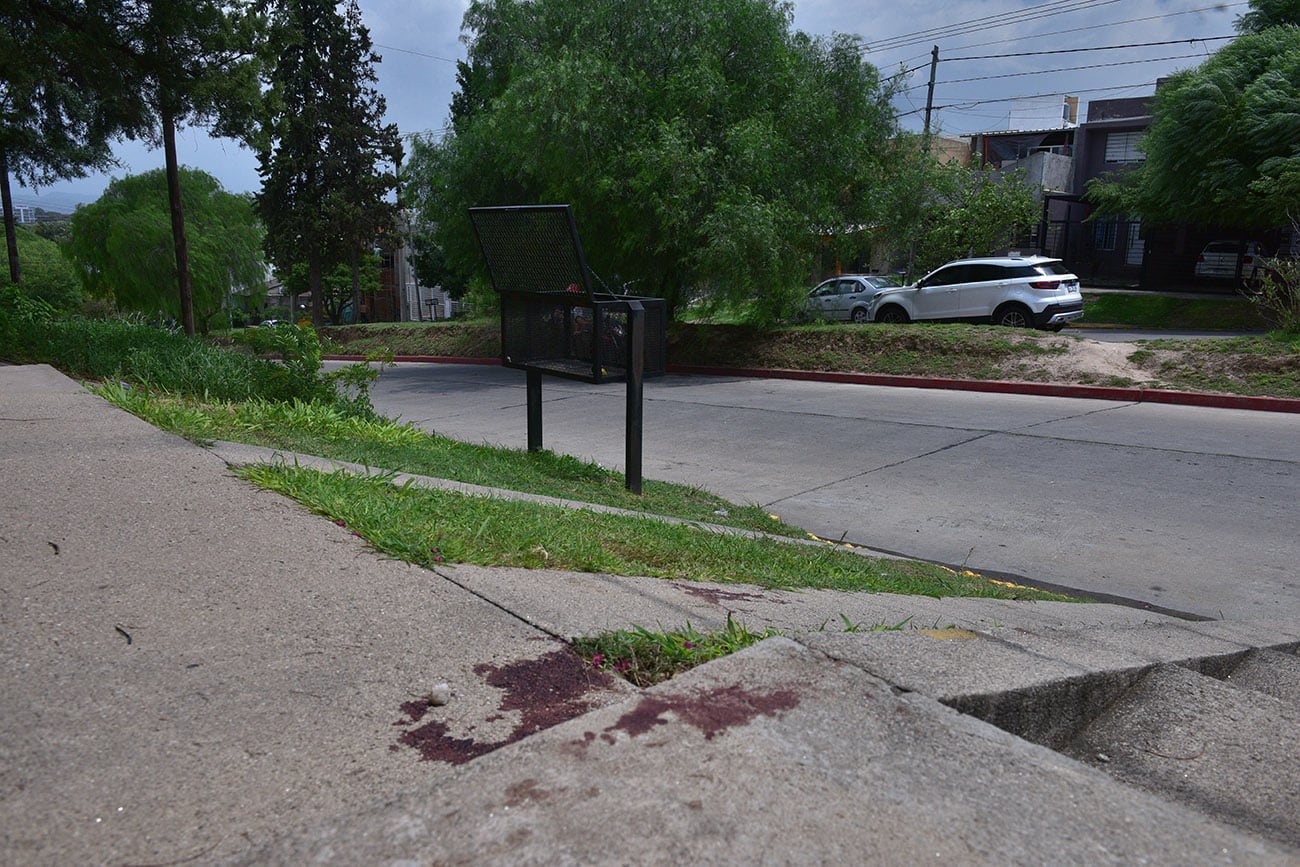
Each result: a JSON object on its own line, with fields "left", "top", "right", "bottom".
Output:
{"left": 350, "top": 247, "right": 361, "bottom": 324}
{"left": 162, "top": 109, "right": 196, "bottom": 336}
{"left": 309, "top": 247, "right": 324, "bottom": 328}
{"left": 0, "top": 148, "right": 21, "bottom": 287}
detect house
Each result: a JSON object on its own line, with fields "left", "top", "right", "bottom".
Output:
{"left": 965, "top": 92, "right": 1280, "bottom": 291}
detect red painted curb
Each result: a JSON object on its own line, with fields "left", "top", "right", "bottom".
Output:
{"left": 324, "top": 355, "right": 1300, "bottom": 415}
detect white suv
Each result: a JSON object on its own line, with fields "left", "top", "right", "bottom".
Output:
{"left": 869, "top": 254, "right": 1084, "bottom": 331}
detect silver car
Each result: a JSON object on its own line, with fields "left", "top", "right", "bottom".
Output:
{"left": 807, "top": 275, "right": 901, "bottom": 323}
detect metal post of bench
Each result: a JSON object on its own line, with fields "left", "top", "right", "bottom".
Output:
{"left": 625, "top": 300, "right": 644, "bottom": 494}
{"left": 526, "top": 369, "right": 543, "bottom": 452}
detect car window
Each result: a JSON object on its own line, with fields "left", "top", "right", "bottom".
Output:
{"left": 866, "top": 276, "right": 900, "bottom": 289}
{"left": 923, "top": 265, "right": 967, "bottom": 287}
{"left": 838, "top": 280, "right": 860, "bottom": 295}
{"left": 1205, "top": 242, "right": 1239, "bottom": 254}
{"left": 966, "top": 264, "right": 1010, "bottom": 282}
{"left": 812, "top": 282, "right": 835, "bottom": 297}
{"left": 1031, "top": 262, "right": 1071, "bottom": 277}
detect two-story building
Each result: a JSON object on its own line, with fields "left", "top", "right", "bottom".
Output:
{"left": 966, "top": 92, "right": 1289, "bottom": 291}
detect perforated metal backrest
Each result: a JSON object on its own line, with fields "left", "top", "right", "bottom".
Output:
{"left": 469, "top": 205, "right": 593, "bottom": 298}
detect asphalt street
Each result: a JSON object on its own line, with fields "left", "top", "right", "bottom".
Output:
{"left": 357, "top": 362, "right": 1300, "bottom": 622}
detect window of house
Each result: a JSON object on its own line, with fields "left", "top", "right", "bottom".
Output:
{"left": 1125, "top": 220, "right": 1144, "bottom": 267}
{"left": 1104, "top": 131, "right": 1144, "bottom": 163}
{"left": 1094, "top": 218, "right": 1118, "bottom": 252}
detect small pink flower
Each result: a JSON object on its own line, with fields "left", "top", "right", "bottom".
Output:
{"left": 590, "top": 654, "right": 605, "bottom": 667}
{"left": 683, "top": 641, "right": 695, "bottom": 650}
{"left": 335, "top": 519, "right": 347, "bottom": 527}
{"left": 614, "top": 659, "right": 631, "bottom": 673}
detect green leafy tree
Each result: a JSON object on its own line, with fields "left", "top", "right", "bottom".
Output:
{"left": 869, "top": 141, "right": 1040, "bottom": 278}
{"left": 79, "top": 0, "right": 263, "bottom": 336}
{"left": 1088, "top": 6, "right": 1300, "bottom": 230}
{"left": 408, "top": 0, "right": 896, "bottom": 323}
{"left": 914, "top": 164, "right": 1040, "bottom": 275}
{"left": 67, "top": 167, "right": 266, "bottom": 332}
{"left": 258, "top": 0, "right": 401, "bottom": 328}
{"left": 1236, "top": 0, "right": 1300, "bottom": 32}
{"left": 0, "top": 0, "right": 130, "bottom": 287}
{"left": 281, "top": 253, "right": 381, "bottom": 325}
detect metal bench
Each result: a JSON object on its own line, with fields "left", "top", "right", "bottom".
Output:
{"left": 469, "top": 204, "right": 667, "bottom": 493}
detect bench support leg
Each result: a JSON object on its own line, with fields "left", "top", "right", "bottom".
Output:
{"left": 526, "top": 369, "right": 543, "bottom": 452}
{"left": 625, "top": 303, "right": 645, "bottom": 495}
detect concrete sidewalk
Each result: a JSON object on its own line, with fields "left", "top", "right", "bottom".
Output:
{"left": 2, "top": 364, "right": 1296, "bottom": 864}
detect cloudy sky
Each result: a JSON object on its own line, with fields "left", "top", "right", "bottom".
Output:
{"left": 14, "top": 0, "right": 1242, "bottom": 214}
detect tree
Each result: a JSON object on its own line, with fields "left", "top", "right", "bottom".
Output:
{"left": 1088, "top": 7, "right": 1300, "bottom": 230}
{"left": 1236, "top": 0, "right": 1300, "bottom": 32}
{"left": 0, "top": 0, "right": 130, "bottom": 287}
{"left": 257, "top": 0, "right": 402, "bottom": 328}
{"left": 281, "top": 253, "right": 380, "bottom": 324}
{"left": 407, "top": 0, "right": 896, "bottom": 323}
{"left": 909, "top": 162, "right": 1040, "bottom": 277}
{"left": 79, "top": 0, "right": 263, "bottom": 336}
{"left": 67, "top": 167, "right": 265, "bottom": 332}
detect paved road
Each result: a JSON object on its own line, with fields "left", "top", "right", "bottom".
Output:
{"left": 360, "top": 363, "right": 1300, "bottom": 622}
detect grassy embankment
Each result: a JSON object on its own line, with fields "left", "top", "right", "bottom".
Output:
{"left": 322, "top": 292, "right": 1300, "bottom": 398}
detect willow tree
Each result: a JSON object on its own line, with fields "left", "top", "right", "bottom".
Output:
{"left": 408, "top": 0, "right": 897, "bottom": 323}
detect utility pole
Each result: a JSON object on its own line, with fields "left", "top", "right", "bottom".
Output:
{"left": 923, "top": 45, "right": 939, "bottom": 152}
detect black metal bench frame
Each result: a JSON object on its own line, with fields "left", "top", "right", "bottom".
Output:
{"left": 469, "top": 204, "right": 666, "bottom": 493}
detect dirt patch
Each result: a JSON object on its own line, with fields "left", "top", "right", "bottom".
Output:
{"left": 1001, "top": 339, "right": 1159, "bottom": 386}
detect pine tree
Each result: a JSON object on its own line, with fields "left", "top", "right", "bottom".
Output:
{"left": 257, "top": 0, "right": 401, "bottom": 327}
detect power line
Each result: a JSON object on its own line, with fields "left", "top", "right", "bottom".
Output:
{"left": 861, "top": 0, "right": 1114, "bottom": 52}
{"left": 947, "top": 35, "right": 1234, "bottom": 61}
{"left": 374, "top": 42, "right": 458, "bottom": 64}
{"left": 889, "top": 2, "right": 1242, "bottom": 68}
{"left": 894, "top": 34, "right": 1231, "bottom": 77}
{"left": 890, "top": 2, "right": 1243, "bottom": 67}
{"left": 927, "top": 52, "right": 1211, "bottom": 88}
{"left": 862, "top": 0, "right": 1126, "bottom": 54}
{"left": 896, "top": 80, "right": 1158, "bottom": 117}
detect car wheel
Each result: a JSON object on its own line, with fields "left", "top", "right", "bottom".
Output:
{"left": 876, "top": 305, "right": 910, "bottom": 324}
{"left": 1049, "top": 324, "right": 1066, "bottom": 333}
{"left": 994, "top": 304, "right": 1035, "bottom": 328}
{"left": 850, "top": 306, "right": 869, "bottom": 324}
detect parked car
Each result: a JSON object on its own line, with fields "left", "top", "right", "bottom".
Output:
{"left": 868, "top": 254, "right": 1084, "bottom": 331}
{"left": 806, "top": 274, "right": 901, "bottom": 323}
{"left": 1194, "top": 240, "right": 1263, "bottom": 281}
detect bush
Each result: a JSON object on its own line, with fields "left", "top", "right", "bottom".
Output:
{"left": 12, "top": 226, "right": 82, "bottom": 311}
{"left": 0, "top": 310, "right": 372, "bottom": 411}
{"left": 1244, "top": 257, "right": 1300, "bottom": 334}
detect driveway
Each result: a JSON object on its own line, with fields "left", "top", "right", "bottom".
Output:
{"left": 361, "top": 363, "right": 1300, "bottom": 622}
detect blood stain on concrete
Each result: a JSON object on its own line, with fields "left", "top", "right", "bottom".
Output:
{"left": 679, "top": 585, "right": 787, "bottom": 606}
{"left": 603, "top": 683, "right": 800, "bottom": 742}
{"left": 393, "top": 646, "right": 620, "bottom": 764}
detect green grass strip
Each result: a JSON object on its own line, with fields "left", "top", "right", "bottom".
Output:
{"left": 93, "top": 384, "right": 795, "bottom": 537}
{"left": 234, "top": 462, "right": 1076, "bottom": 602}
